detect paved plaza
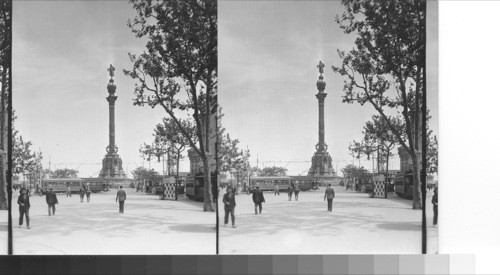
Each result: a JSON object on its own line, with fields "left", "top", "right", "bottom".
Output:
{"left": 0, "top": 209, "right": 6, "bottom": 255}
{"left": 12, "top": 187, "right": 216, "bottom": 254}
{"left": 219, "top": 186, "right": 438, "bottom": 254}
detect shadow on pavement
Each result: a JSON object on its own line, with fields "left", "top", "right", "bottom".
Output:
{"left": 220, "top": 189, "right": 421, "bottom": 237}
{"left": 168, "top": 223, "right": 216, "bottom": 233}
{"left": 376, "top": 222, "right": 421, "bottom": 231}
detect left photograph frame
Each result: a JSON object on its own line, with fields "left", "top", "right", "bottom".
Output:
{"left": 6, "top": 0, "right": 217, "bottom": 255}
{"left": 0, "top": 0, "right": 12, "bottom": 256}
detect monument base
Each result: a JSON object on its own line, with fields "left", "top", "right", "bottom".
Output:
{"left": 308, "top": 150, "right": 336, "bottom": 178}
{"left": 99, "top": 152, "right": 127, "bottom": 180}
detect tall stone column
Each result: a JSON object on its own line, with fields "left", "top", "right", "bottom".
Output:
{"left": 99, "top": 64, "right": 126, "bottom": 180}
{"left": 308, "top": 61, "right": 335, "bottom": 178}
{"left": 316, "top": 79, "right": 326, "bottom": 151}
{"left": 107, "top": 79, "right": 117, "bottom": 154}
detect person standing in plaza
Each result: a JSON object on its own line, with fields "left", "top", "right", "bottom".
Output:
{"left": 116, "top": 185, "right": 127, "bottom": 214}
{"left": 252, "top": 186, "right": 265, "bottom": 215}
{"left": 287, "top": 184, "right": 294, "bottom": 201}
{"left": 79, "top": 187, "right": 85, "bottom": 203}
{"left": 432, "top": 187, "right": 438, "bottom": 225}
{"left": 274, "top": 183, "right": 280, "bottom": 196}
{"left": 222, "top": 187, "right": 236, "bottom": 228}
{"left": 324, "top": 183, "right": 335, "bottom": 212}
{"left": 46, "top": 188, "right": 58, "bottom": 216}
{"left": 66, "top": 186, "right": 72, "bottom": 197}
{"left": 294, "top": 182, "right": 300, "bottom": 201}
{"left": 18, "top": 188, "right": 31, "bottom": 229}
{"left": 85, "top": 184, "right": 91, "bottom": 202}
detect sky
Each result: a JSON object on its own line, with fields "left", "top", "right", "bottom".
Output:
{"left": 13, "top": 1, "right": 190, "bottom": 178}
{"left": 219, "top": 1, "right": 438, "bottom": 176}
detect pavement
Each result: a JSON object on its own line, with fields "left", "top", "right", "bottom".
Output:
{"left": 0, "top": 209, "right": 6, "bottom": 255}
{"left": 219, "top": 186, "right": 438, "bottom": 254}
{"left": 11, "top": 187, "right": 216, "bottom": 254}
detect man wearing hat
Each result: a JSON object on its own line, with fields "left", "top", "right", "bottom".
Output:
{"left": 116, "top": 185, "right": 127, "bottom": 214}
{"left": 17, "top": 188, "right": 31, "bottom": 229}
{"left": 432, "top": 186, "right": 438, "bottom": 226}
{"left": 222, "top": 187, "right": 236, "bottom": 228}
{"left": 252, "top": 186, "right": 265, "bottom": 215}
{"left": 46, "top": 187, "right": 58, "bottom": 216}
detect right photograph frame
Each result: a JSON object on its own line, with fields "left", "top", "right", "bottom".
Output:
{"left": 217, "top": 0, "right": 438, "bottom": 254}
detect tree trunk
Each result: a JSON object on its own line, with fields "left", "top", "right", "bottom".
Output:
{"left": 385, "top": 147, "right": 390, "bottom": 180}
{"left": 202, "top": 156, "right": 214, "bottom": 212}
{"left": 411, "top": 152, "right": 422, "bottom": 209}
{"left": 0, "top": 68, "right": 8, "bottom": 210}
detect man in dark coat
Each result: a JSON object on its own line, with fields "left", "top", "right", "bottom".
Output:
{"left": 324, "top": 183, "right": 335, "bottom": 212}
{"left": 116, "top": 185, "right": 127, "bottom": 214}
{"left": 294, "top": 182, "right": 300, "bottom": 201}
{"left": 85, "top": 184, "right": 92, "bottom": 202}
{"left": 252, "top": 186, "right": 265, "bottom": 215}
{"left": 287, "top": 184, "right": 294, "bottom": 201}
{"left": 432, "top": 187, "right": 438, "bottom": 225}
{"left": 46, "top": 188, "right": 58, "bottom": 216}
{"left": 79, "top": 187, "right": 85, "bottom": 203}
{"left": 222, "top": 187, "right": 236, "bottom": 228}
{"left": 18, "top": 188, "right": 31, "bottom": 229}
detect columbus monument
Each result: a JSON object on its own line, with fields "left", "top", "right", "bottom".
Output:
{"left": 99, "top": 64, "right": 127, "bottom": 181}
{"left": 308, "top": 61, "right": 335, "bottom": 178}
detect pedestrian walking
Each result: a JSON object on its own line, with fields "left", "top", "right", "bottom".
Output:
{"left": 324, "top": 184, "right": 335, "bottom": 212}
{"left": 294, "top": 183, "right": 300, "bottom": 201}
{"left": 432, "top": 187, "right": 438, "bottom": 225}
{"left": 252, "top": 186, "right": 265, "bottom": 215}
{"left": 79, "top": 187, "right": 85, "bottom": 203}
{"left": 46, "top": 188, "right": 58, "bottom": 216}
{"left": 222, "top": 187, "right": 236, "bottom": 228}
{"left": 116, "top": 185, "right": 127, "bottom": 214}
{"left": 287, "top": 184, "right": 293, "bottom": 201}
{"left": 66, "top": 186, "right": 72, "bottom": 197}
{"left": 274, "top": 184, "right": 280, "bottom": 196}
{"left": 18, "top": 188, "right": 31, "bottom": 229}
{"left": 86, "top": 185, "right": 91, "bottom": 202}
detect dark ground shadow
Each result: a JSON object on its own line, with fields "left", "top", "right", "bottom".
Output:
{"left": 377, "top": 222, "right": 421, "bottom": 231}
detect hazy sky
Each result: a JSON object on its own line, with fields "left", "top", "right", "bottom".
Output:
{"left": 13, "top": 1, "right": 188, "bottom": 178}
{"left": 219, "top": 1, "right": 438, "bottom": 176}
{"left": 12, "top": 1, "right": 438, "bottom": 178}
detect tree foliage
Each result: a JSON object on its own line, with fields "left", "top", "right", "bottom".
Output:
{"left": 131, "top": 166, "right": 159, "bottom": 181}
{"left": 154, "top": 117, "right": 196, "bottom": 177}
{"left": 333, "top": 0, "right": 426, "bottom": 209}
{"left": 219, "top": 131, "right": 250, "bottom": 190}
{"left": 261, "top": 166, "right": 287, "bottom": 177}
{"left": 51, "top": 168, "right": 79, "bottom": 179}
{"left": 341, "top": 164, "right": 368, "bottom": 179}
{"left": 125, "top": 0, "right": 217, "bottom": 211}
{"left": 427, "top": 135, "right": 438, "bottom": 174}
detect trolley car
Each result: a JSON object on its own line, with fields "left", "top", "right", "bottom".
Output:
{"left": 394, "top": 171, "right": 413, "bottom": 199}
{"left": 41, "top": 178, "right": 83, "bottom": 194}
{"left": 248, "top": 176, "right": 292, "bottom": 192}
{"left": 248, "top": 176, "right": 317, "bottom": 192}
{"left": 290, "top": 176, "right": 315, "bottom": 191}
{"left": 185, "top": 172, "right": 217, "bottom": 201}
{"left": 81, "top": 178, "right": 108, "bottom": 193}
